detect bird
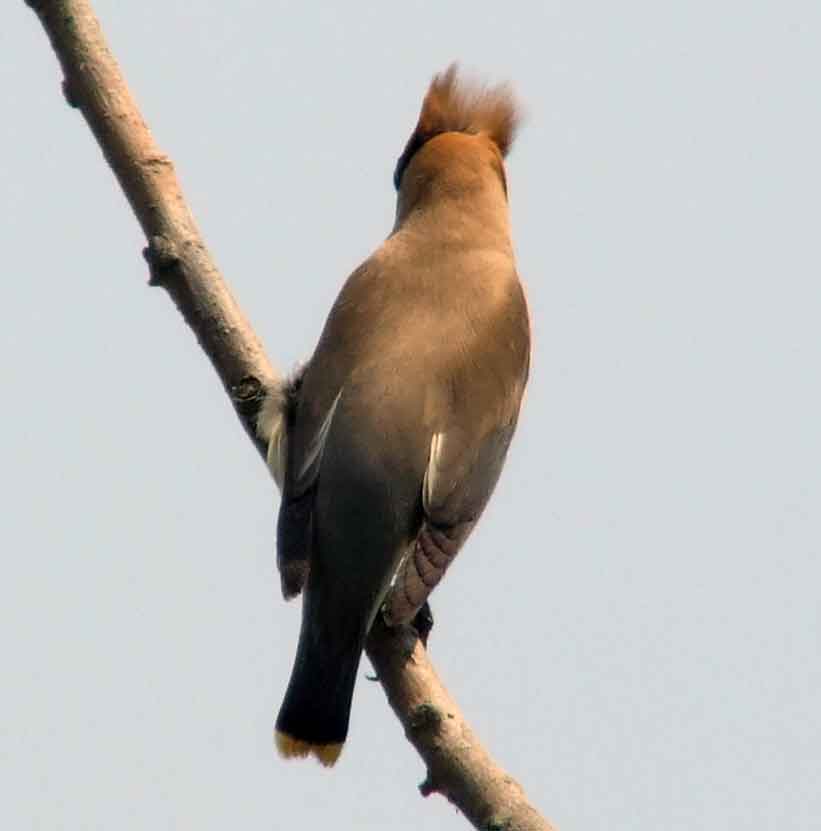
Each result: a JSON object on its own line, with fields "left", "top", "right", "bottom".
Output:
{"left": 256, "top": 64, "right": 531, "bottom": 767}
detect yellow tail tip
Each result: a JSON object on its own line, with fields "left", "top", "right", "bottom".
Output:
{"left": 275, "top": 730, "right": 344, "bottom": 767}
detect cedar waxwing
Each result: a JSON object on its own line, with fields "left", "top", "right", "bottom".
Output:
{"left": 257, "top": 64, "right": 530, "bottom": 766}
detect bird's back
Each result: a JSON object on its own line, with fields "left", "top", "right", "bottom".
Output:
{"left": 271, "top": 64, "right": 530, "bottom": 765}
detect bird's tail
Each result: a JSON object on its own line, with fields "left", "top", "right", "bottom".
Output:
{"left": 274, "top": 621, "right": 364, "bottom": 767}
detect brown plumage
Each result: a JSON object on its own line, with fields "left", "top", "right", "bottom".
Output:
{"left": 258, "top": 64, "right": 530, "bottom": 766}
{"left": 394, "top": 63, "right": 519, "bottom": 189}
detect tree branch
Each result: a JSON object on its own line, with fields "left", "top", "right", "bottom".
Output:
{"left": 25, "top": 0, "right": 278, "bottom": 452}
{"left": 368, "top": 619, "right": 554, "bottom": 830}
{"left": 26, "top": 1, "right": 553, "bottom": 828}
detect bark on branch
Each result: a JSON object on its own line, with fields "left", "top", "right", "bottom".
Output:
{"left": 368, "top": 619, "right": 553, "bottom": 830}
{"left": 25, "top": 0, "right": 278, "bottom": 452}
{"left": 25, "top": 1, "right": 553, "bottom": 828}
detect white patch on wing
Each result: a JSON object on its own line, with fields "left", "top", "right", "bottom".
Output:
{"left": 297, "top": 389, "right": 342, "bottom": 484}
{"left": 423, "top": 431, "right": 446, "bottom": 512}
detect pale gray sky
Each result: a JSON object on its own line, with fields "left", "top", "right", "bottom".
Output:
{"left": 3, "top": 2, "right": 820, "bottom": 829}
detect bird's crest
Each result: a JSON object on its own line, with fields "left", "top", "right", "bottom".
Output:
{"left": 394, "top": 63, "right": 520, "bottom": 188}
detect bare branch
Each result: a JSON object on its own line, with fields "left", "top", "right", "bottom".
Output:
{"left": 25, "top": 0, "right": 278, "bottom": 451}
{"left": 25, "top": 1, "right": 554, "bottom": 827}
{"left": 368, "top": 619, "right": 554, "bottom": 830}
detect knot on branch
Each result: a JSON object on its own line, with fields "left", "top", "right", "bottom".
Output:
{"left": 232, "top": 375, "right": 264, "bottom": 403}
{"left": 62, "top": 78, "right": 81, "bottom": 108}
{"left": 409, "top": 702, "right": 443, "bottom": 733}
{"left": 231, "top": 376, "right": 274, "bottom": 458}
{"left": 232, "top": 375, "right": 267, "bottom": 421}
{"left": 419, "top": 773, "right": 442, "bottom": 798}
{"left": 143, "top": 154, "right": 174, "bottom": 172}
{"left": 485, "top": 819, "right": 516, "bottom": 831}
{"left": 144, "top": 235, "right": 180, "bottom": 285}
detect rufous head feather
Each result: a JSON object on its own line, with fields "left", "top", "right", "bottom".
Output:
{"left": 394, "top": 63, "right": 520, "bottom": 189}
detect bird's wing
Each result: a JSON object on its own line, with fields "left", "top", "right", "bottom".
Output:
{"left": 276, "top": 389, "right": 342, "bottom": 600}
{"left": 294, "top": 389, "right": 342, "bottom": 489}
{"left": 384, "top": 421, "right": 517, "bottom": 625}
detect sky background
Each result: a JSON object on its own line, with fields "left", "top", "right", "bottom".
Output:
{"left": 3, "top": 1, "right": 819, "bottom": 829}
